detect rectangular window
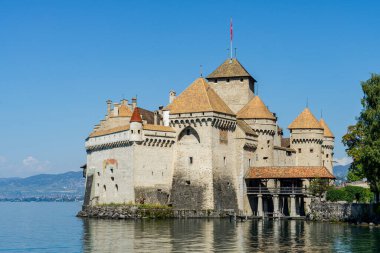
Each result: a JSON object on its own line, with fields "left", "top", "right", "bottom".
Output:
{"left": 249, "top": 159, "right": 251, "bottom": 167}
{"left": 189, "top": 157, "right": 193, "bottom": 164}
{"left": 310, "top": 148, "right": 314, "bottom": 153}
{"left": 298, "top": 148, "right": 302, "bottom": 153}
{"left": 224, "top": 157, "right": 226, "bottom": 165}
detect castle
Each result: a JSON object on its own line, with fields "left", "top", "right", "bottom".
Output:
{"left": 83, "top": 57, "right": 335, "bottom": 217}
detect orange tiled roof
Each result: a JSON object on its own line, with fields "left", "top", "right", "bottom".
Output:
{"left": 319, "top": 118, "right": 334, "bottom": 138}
{"left": 237, "top": 96, "right": 276, "bottom": 120}
{"left": 89, "top": 125, "right": 130, "bottom": 137}
{"left": 288, "top": 108, "right": 323, "bottom": 130}
{"left": 130, "top": 107, "right": 143, "bottom": 123}
{"left": 143, "top": 124, "right": 176, "bottom": 132}
{"left": 245, "top": 166, "right": 335, "bottom": 179}
{"left": 118, "top": 104, "right": 132, "bottom": 117}
{"left": 206, "top": 58, "right": 254, "bottom": 80}
{"left": 164, "top": 78, "right": 235, "bottom": 115}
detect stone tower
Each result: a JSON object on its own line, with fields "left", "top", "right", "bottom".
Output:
{"left": 237, "top": 96, "right": 276, "bottom": 166}
{"left": 206, "top": 58, "right": 256, "bottom": 113}
{"left": 164, "top": 78, "right": 238, "bottom": 211}
{"left": 288, "top": 108, "right": 324, "bottom": 166}
{"left": 319, "top": 118, "right": 335, "bottom": 173}
{"left": 129, "top": 107, "right": 143, "bottom": 142}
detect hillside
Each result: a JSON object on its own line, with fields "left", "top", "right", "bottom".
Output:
{"left": 0, "top": 171, "right": 84, "bottom": 201}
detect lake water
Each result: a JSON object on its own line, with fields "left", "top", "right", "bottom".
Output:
{"left": 0, "top": 202, "right": 380, "bottom": 252}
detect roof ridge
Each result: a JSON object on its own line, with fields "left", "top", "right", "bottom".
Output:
{"left": 202, "top": 79, "right": 213, "bottom": 110}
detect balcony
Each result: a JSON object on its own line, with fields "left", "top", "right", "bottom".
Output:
{"left": 246, "top": 187, "right": 309, "bottom": 195}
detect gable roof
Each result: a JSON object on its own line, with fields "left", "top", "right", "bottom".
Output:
{"left": 288, "top": 108, "right": 323, "bottom": 130}
{"left": 164, "top": 78, "right": 235, "bottom": 115}
{"left": 206, "top": 58, "right": 255, "bottom": 80}
{"left": 118, "top": 104, "right": 133, "bottom": 117}
{"left": 245, "top": 166, "right": 335, "bottom": 179}
{"left": 319, "top": 118, "right": 334, "bottom": 138}
{"left": 237, "top": 96, "right": 276, "bottom": 120}
{"left": 130, "top": 107, "right": 143, "bottom": 123}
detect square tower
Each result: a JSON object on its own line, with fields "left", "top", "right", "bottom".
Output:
{"left": 206, "top": 58, "right": 256, "bottom": 113}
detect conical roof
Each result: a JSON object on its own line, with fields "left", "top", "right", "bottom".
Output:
{"left": 118, "top": 104, "right": 132, "bottom": 117}
{"left": 164, "top": 78, "right": 235, "bottom": 115}
{"left": 130, "top": 107, "right": 143, "bottom": 123}
{"left": 288, "top": 108, "right": 323, "bottom": 130}
{"left": 237, "top": 96, "right": 276, "bottom": 120}
{"left": 319, "top": 118, "right": 334, "bottom": 138}
{"left": 206, "top": 58, "right": 255, "bottom": 80}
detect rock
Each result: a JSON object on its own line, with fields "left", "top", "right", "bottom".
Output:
{"left": 119, "top": 214, "right": 125, "bottom": 219}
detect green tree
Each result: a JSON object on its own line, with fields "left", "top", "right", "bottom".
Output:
{"left": 309, "top": 178, "right": 330, "bottom": 199}
{"left": 342, "top": 74, "right": 380, "bottom": 202}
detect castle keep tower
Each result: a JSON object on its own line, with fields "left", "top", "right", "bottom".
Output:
{"left": 288, "top": 108, "right": 324, "bottom": 166}
{"left": 206, "top": 59, "right": 256, "bottom": 113}
{"left": 237, "top": 96, "right": 276, "bottom": 166}
{"left": 319, "top": 118, "right": 335, "bottom": 173}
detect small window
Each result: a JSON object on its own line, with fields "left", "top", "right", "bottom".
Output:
{"left": 103, "top": 185, "right": 106, "bottom": 191}
{"left": 111, "top": 177, "right": 114, "bottom": 181}
{"left": 249, "top": 159, "right": 251, "bottom": 167}
{"left": 263, "top": 157, "right": 268, "bottom": 160}
{"left": 131, "top": 130, "right": 134, "bottom": 134}
{"left": 224, "top": 157, "right": 226, "bottom": 165}
{"left": 298, "top": 148, "right": 302, "bottom": 153}
{"left": 138, "top": 130, "right": 141, "bottom": 134}
{"left": 226, "top": 78, "right": 230, "bottom": 82}
{"left": 310, "top": 148, "right": 314, "bottom": 153}
{"left": 190, "top": 113, "right": 192, "bottom": 116}
{"left": 214, "top": 79, "right": 218, "bottom": 83}
{"left": 186, "top": 180, "right": 191, "bottom": 185}
{"left": 326, "top": 154, "right": 329, "bottom": 158}
{"left": 152, "top": 171, "right": 154, "bottom": 175}
{"left": 110, "top": 169, "right": 113, "bottom": 173}
{"left": 115, "top": 184, "right": 118, "bottom": 191}
{"left": 256, "top": 154, "right": 258, "bottom": 161}
{"left": 97, "top": 183, "right": 99, "bottom": 187}
{"left": 97, "top": 172, "right": 100, "bottom": 176}
{"left": 286, "top": 151, "right": 292, "bottom": 156}
{"left": 240, "top": 78, "right": 243, "bottom": 82}
{"left": 189, "top": 157, "right": 193, "bottom": 164}
{"left": 186, "top": 129, "right": 191, "bottom": 135}
{"left": 267, "top": 140, "right": 270, "bottom": 144}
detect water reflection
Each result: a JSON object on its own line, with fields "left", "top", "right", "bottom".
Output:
{"left": 82, "top": 218, "right": 380, "bottom": 252}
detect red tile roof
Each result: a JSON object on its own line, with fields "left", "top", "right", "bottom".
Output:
{"left": 245, "top": 166, "right": 335, "bottom": 179}
{"left": 130, "top": 107, "right": 143, "bottom": 123}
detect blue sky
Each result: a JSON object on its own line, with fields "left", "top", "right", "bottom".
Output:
{"left": 0, "top": 0, "right": 379, "bottom": 177}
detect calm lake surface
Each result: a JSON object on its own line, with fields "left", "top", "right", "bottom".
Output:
{"left": 0, "top": 202, "right": 380, "bottom": 252}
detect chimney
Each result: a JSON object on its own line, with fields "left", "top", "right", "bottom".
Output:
{"left": 169, "top": 90, "right": 176, "bottom": 104}
{"left": 106, "top": 100, "right": 112, "bottom": 114}
{"left": 113, "top": 103, "right": 120, "bottom": 117}
{"left": 132, "top": 97, "right": 137, "bottom": 110}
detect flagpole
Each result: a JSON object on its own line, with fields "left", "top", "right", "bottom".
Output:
{"left": 230, "top": 18, "right": 233, "bottom": 60}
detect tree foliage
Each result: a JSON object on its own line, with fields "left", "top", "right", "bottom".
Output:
{"left": 342, "top": 74, "right": 380, "bottom": 201}
{"left": 309, "top": 178, "right": 330, "bottom": 199}
{"left": 326, "top": 186, "right": 373, "bottom": 203}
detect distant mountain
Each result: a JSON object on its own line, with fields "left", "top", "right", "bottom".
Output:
{"left": 333, "top": 164, "right": 350, "bottom": 181}
{"left": 0, "top": 171, "right": 84, "bottom": 201}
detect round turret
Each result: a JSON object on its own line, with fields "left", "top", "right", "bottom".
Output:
{"left": 237, "top": 96, "right": 276, "bottom": 166}
{"left": 319, "top": 118, "right": 335, "bottom": 173}
{"left": 288, "top": 108, "right": 324, "bottom": 166}
{"left": 130, "top": 107, "right": 143, "bottom": 142}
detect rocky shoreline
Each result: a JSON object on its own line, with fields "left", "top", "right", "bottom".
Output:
{"left": 77, "top": 205, "right": 234, "bottom": 219}
{"left": 307, "top": 200, "right": 380, "bottom": 224}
